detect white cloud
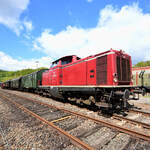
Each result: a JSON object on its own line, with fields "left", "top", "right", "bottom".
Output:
{"left": 33, "top": 4, "right": 150, "bottom": 64}
{"left": 0, "top": 51, "right": 52, "bottom": 71}
{"left": 23, "top": 20, "right": 33, "bottom": 31}
{"left": 0, "top": 0, "right": 32, "bottom": 35}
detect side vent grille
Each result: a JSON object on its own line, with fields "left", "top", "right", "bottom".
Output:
{"left": 117, "top": 56, "right": 130, "bottom": 81}
{"left": 117, "top": 56, "right": 121, "bottom": 81}
{"left": 96, "top": 56, "right": 107, "bottom": 84}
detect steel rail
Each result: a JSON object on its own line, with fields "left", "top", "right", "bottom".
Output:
{"left": 0, "top": 94, "right": 94, "bottom": 150}
{"left": 112, "top": 114, "right": 150, "bottom": 129}
{"left": 2, "top": 90, "right": 150, "bottom": 142}
{"left": 129, "top": 109, "right": 150, "bottom": 117}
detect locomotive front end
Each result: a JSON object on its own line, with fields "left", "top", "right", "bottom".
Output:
{"left": 115, "top": 50, "right": 132, "bottom": 85}
{"left": 94, "top": 50, "right": 133, "bottom": 111}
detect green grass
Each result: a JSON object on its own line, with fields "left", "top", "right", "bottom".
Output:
{"left": 0, "top": 67, "right": 48, "bottom": 82}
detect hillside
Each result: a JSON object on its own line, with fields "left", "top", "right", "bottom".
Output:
{"left": 133, "top": 60, "right": 150, "bottom": 67}
{"left": 0, "top": 67, "right": 48, "bottom": 82}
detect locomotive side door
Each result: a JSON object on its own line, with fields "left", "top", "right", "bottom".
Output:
{"left": 59, "top": 67, "right": 63, "bottom": 85}
{"left": 51, "top": 69, "right": 57, "bottom": 85}
{"left": 51, "top": 63, "right": 59, "bottom": 85}
{"left": 87, "top": 59, "right": 96, "bottom": 85}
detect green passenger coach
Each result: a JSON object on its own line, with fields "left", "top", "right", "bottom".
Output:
{"left": 10, "top": 77, "right": 21, "bottom": 89}
{"left": 20, "top": 69, "right": 48, "bottom": 91}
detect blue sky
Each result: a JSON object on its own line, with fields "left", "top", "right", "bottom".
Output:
{"left": 0, "top": 0, "right": 150, "bottom": 70}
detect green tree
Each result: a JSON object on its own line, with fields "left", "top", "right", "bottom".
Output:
{"left": 133, "top": 61, "right": 150, "bottom": 67}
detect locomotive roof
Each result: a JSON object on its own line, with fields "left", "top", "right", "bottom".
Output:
{"left": 49, "top": 49, "right": 130, "bottom": 70}
{"left": 52, "top": 49, "right": 129, "bottom": 64}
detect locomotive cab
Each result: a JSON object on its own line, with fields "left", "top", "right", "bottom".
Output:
{"left": 50, "top": 55, "right": 81, "bottom": 68}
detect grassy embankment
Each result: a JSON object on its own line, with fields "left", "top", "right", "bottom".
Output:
{"left": 0, "top": 68, "right": 48, "bottom": 82}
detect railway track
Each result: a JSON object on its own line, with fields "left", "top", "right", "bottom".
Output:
{"left": 129, "top": 109, "right": 150, "bottom": 117}
{"left": 112, "top": 114, "right": 150, "bottom": 130}
{"left": 111, "top": 106, "right": 150, "bottom": 130}
{"left": 0, "top": 89, "right": 150, "bottom": 149}
{"left": 0, "top": 93, "right": 94, "bottom": 150}
{"left": 0, "top": 98, "right": 84, "bottom": 150}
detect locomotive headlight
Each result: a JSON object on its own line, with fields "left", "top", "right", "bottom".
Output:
{"left": 113, "top": 77, "right": 118, "bottom": 83}
{"left": 113, "top": 73, "right": 118, "bottom": 83}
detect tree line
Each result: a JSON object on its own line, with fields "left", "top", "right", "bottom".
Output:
{"left": 133, "top": 60, "right": 150, "bottom": 68}
{"left": 0, "top": 68, "right": 48, "bottom": 82}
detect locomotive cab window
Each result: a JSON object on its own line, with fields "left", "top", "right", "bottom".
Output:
{"left": 61, "top": 56, "right": 72, "bottom": 65}
{"left": 61, "top": 56, "right": 73, "bottom": 65}
{"left": 50, "top": 61, "right": 59, "bottom": 68}
{"left": 50, "top": 55, "right": 81, "bottom": 67}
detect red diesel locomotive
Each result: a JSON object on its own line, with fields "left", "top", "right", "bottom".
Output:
{"left": 39, "top": 49, "right": 134, "bottom": 110}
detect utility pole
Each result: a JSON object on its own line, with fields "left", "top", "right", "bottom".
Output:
{"left": 35, "top": 61, "right": 39, "bottom": 69}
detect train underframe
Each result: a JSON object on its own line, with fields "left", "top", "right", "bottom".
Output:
{"left": 3, "top": 85, "right": 144, "bottom": 113}
{"left": 37, "top": 86, "right": 139, "bottom": 112}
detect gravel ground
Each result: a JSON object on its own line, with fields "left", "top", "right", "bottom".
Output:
{"left": 102, "top": 133, "right": 130, "bottom": 150}
{"left": 81, "top": 127, "right": 117, "bottom": 149}
{"left": 129, "top": 94, "right": 150, "bottom": 105}
{"left": 0, "top": 96, "right": 77, "bottom": 150}
{"left": 129, "top": 94, "right": 150, "bottom": 113}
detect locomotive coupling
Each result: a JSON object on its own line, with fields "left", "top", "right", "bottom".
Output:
{"left": 133, "top": 88, "right": 146, "bottom": 96}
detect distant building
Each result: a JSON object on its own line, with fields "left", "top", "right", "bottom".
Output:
{"left": 132, "top": 66, "right": 150, "bottom": 74}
